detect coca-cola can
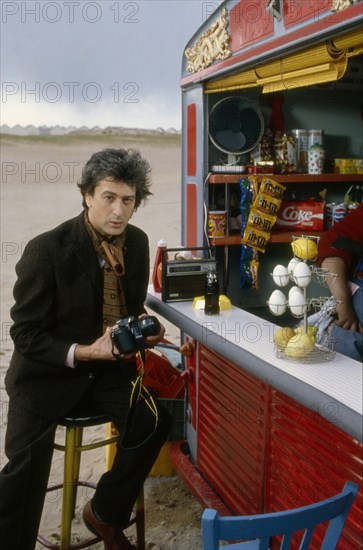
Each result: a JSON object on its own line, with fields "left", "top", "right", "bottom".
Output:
{"left": 325, "top": 202, "right": 334, "bottom": 229}
{"left": 332, "top": 203, "right": 347, "bottom": 224}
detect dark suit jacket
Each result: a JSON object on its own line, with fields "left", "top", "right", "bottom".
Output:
{"left": 5, "top": 212, "right": 150, "bottom": 419}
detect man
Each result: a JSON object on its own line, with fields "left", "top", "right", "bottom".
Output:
{"left": 0, "top": 148, "right": 171, "bottom": 550}
{"left": 311, "top": 203, "right": 363, "bottom": 362}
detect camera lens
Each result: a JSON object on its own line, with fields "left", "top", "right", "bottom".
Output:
{"left": 140, "top": 316, "right": 161, "bottom": 337}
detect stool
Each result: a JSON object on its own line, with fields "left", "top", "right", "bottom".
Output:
{"left": 37, "top": 412, "right": 145, "bottom": 550}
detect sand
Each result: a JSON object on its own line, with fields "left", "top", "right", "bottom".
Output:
{"left": 0, "top": 134, "right": 203, "bottom": 549}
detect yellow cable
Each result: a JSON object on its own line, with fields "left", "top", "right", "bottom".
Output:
{"left": 129, "top": 352, "right": 159, "bottom": 429}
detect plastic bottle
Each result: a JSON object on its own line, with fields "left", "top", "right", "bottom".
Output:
{"left": 152, "top": 239, "right": 168, "bottom": 293}
{"left": 204, "top": 266, "right": 220, "bottom": 315}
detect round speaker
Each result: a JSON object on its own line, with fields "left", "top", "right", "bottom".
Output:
{"left": 209, "top": 96, "right": 264, "bottom": 155}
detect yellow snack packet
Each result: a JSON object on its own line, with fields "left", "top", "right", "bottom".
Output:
{"left": 247, "top": 208, "right": 277, "bottom": 233}
{"left": 253, "top": 192, "right": 282, "bottom": 216}
{"left": 259, "top": 176, "right": 286, "bottom": 199}
{"left": 241, "top": 226, "right": 270, "bottom": 253}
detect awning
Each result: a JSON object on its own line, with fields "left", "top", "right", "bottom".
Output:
{"left": 205, "top": 28, "right": 363, "bottom": 94}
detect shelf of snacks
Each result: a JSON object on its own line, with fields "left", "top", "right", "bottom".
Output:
{"left": 208, "top": 173, "right": 363, "bottom": 184}
{"left": 206, "top": 171, "right": 362, "bottom": 246}
{"left": 209, "top": 230, "right": 325, "bottom": 246}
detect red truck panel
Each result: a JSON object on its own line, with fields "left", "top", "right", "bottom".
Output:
{"left": 284, "top": 0, "right": 333, "bottom": 28}
{"left": 197, "top": 345, "right": 269, "bottom": 514}
{"left": 266, "top": 390, "right": 363, "bottom": 549}
{"left": 229, "top": 0, "right": 274, "bottom": 51}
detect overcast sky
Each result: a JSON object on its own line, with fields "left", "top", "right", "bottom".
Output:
{"left": 1, "top": 0, "right": 223, "bottom": 129}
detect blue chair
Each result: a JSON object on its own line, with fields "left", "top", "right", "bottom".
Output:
{"left": 202, "top": 481, "right": 358, "bottom": 550}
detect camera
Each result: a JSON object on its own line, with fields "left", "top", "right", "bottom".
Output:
{"left": 112, "top": 315, "right": 161, "bottom": 355}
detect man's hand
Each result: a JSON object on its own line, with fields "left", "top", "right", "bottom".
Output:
{"left": 74, "top": 315, "right": 165, "bottom": 363}
{"left": 74, "top": 327, "right": 116, "bottom": 362}
{"left": 138, "top": 313, "right": 166, "bottom": 348}
{"left": 321, "top": 256, "right": 363, "bottom": 334}
{"left": 335, "top": 302, "right": 363, "bottom": 334}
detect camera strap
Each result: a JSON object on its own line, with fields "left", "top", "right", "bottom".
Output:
{"left": 119, "top": 351, "right": 159, "bottom": 450}
{"left": 130, "top": 351, "right": 158, "bottom": 417}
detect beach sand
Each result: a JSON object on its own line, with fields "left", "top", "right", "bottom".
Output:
{"left": 0, "top": 134, "right": 203, "bottom": 549}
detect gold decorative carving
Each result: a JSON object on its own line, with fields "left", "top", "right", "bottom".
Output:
{"left": 331, "top": 0, "right": 355, "bottom": 12}
{"left": 185, "top": 7, "right": 231, "bottom": 73}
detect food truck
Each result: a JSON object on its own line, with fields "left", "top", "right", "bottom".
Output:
{"left": 146, "top": 1, "right": 363, "bottom": 547}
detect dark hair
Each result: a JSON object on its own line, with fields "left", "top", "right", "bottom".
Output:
{"left": 78, "top": 148, "right": 152, "bottom": 210}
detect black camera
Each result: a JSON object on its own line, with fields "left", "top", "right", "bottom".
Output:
{"left": 112, "top": 315, "right": 161, "bottom": 355}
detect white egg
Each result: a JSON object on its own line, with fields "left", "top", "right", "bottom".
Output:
{"left": 287, "top": 257, "right": 300, "bottom": 277}
{"left": 268, "top": 290, "right": 287, "bottom": 316}
{"left": 293, "top": 262, "right": 312, "bottom": 288}
{"left": 288, "top": 285, "right": 304, "bottom": 300}
{"left": 272, "top": 264, "right": 290, "bottom": 287}
{"left": 288, "top": 291, "right": 308, "bottom": 317}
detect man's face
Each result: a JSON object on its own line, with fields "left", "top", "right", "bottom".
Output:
{"left": 85, "top": 179, "right": 136, "bottom": 237}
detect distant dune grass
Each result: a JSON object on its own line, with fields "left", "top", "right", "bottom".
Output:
{"left": 0, "top": 131, "right": 181, "bottom": 147}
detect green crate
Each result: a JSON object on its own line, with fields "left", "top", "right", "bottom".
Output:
{"left": 159, "top": 398, "right": 185, "bottom": 441}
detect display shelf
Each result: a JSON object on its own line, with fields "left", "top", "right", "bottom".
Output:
{"left": 208, "top": 235, "right": 241, "bottom": 246}
{"left": 208, "top": 173, "right": 362, "bottom": 184}
{"left": 269, "top": 230, "right": 324, "bottom": 243}
{"left": 206, "top": 172, "right": 362, "bottom": 246}
{"left": 209, "top": 230, "right": 325, "bottom": 246}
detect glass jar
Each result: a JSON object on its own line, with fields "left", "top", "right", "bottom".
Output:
{"left": 274, "top": 132, "right": 297, "bottom": 173}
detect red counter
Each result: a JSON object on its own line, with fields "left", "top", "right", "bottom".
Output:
{"left": 147, "top": 290, "right": 363, "bottom": 549}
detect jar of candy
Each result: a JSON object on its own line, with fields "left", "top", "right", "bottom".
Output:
{"left": 274, "top": 132, "right": 297, "bottom": 173}
{"left": 250, "top": 131, "right": 274, "bottom": 163}
{"left": 292, "top": 129, "right": 309, "bottom": 173}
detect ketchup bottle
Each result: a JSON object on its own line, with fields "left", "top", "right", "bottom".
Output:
{"left": 152, "top": 239, "right": 168, "bottom": 293}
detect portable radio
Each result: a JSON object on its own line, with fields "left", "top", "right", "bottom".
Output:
{"left": 161, "top": 247, "right": 216, "bottom": 302}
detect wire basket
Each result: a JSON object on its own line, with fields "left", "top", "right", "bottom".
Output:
{"left": 311, "top": 266, "right": 337, "bottom": 287}
{"left": 291, "top": 235, "right": 320, "bottom": 261}
{"left": 274, "top": 337, "right": 335, "bottom": 363}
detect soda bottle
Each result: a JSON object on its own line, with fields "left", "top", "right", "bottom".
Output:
{"left": 152, "top": 239, "right": 168, "bottom": 293}
{"left": 204, "top": 266, "right": 220, "bottom": 315}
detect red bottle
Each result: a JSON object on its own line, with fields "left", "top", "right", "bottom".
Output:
{"left": 152, "top": 239, "right": 168, "bottom": 293}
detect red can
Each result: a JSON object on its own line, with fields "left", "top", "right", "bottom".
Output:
{"left": 332, "top": 203, "right": 347, "bottom": 224}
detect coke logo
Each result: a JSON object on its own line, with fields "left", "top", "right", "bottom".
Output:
{"left": 281, "top": 206, "right": 314, "bottom": 221}
{"left": 276, "top": 201, "right": 324, "bottom": 230}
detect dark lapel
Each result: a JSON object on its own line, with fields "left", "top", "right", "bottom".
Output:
{"left": 69, "top": 212, "right": 103, "bottom": 294}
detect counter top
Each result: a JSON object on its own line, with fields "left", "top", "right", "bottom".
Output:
{"left": 146, "top": 288, "right": 363, "bottom": 442}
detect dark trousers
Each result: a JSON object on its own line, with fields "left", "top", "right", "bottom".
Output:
{"left": 0, "top": 369, "right": 171, "bottom": 550}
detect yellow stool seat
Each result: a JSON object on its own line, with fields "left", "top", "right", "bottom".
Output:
{"left": 37, "top": 412, "right": 145, "bottom": 550}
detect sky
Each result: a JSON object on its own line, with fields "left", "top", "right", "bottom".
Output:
{"left": 1, "top": 0, "right": 223, "bottom": 130}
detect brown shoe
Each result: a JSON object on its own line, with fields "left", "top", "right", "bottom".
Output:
{"left": 83, "top": 501, "right": 132, "bottom": 550}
